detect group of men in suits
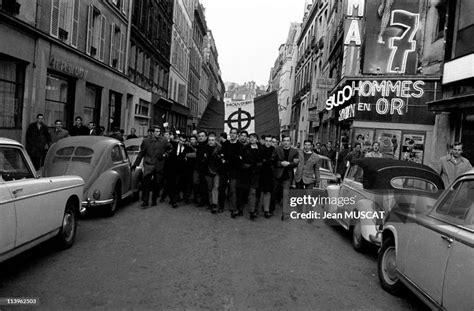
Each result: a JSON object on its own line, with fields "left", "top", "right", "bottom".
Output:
{"left": 132, "top": 126, "right": 322, "bottom": 221}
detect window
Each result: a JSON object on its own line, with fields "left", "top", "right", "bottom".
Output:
{"left": 434, "top": 180, "right": 474, "bottom": 227}
{"left": 111, "top": 145, "right": 123, "bottom": 162}
{"left": 0, "top": 147, "right": 34, "bottom": 181}
{"left": 0, "top": 56, "right": 24, "bottom": 129}
{"left": 50, "top": 0, "right": 80, "bottom": 47}
{"left": 86, "top": 5, "right": 106, "bottom": 61}
{"left": 45, "top": 73, "right": 70, "bottom": 128}
{"left": 390, "top": 177, "right": 439, "bottom": 193}
{"left": 455, "top": 0, "right": 474, "bottom": 57}
{"left": 346, "top": 164, "right": 363, "bottom": 182}
{"left": 85, "top": 83, "right": 101, "bottom": 126}
{"left": 433, "top": 0, "right": 447, "bottom": 41}
{"left": 110, "top": 0, "right": 127, "bottom": 14}
{"left": 135, "top": 99, "right": 149, "bottom": 117}
{"left": 108, "top": 91, "right": 122, "bottom": 131}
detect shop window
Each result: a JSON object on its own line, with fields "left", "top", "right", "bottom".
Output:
{"left": 45, "top": 73, "right": 71, "bottom": 128}
{"left": 85, "top": 83, "right": 101, "bottom": 127}
{"left": 0, "top": 57, "right": 24, "bottom": 129}
{"left": 86, "top": 5, "right": 106, "bottom": 61}
{"left": 434, "top": 0, "right": 447, "bottom": 41}
{"left": 50, "top": 0, "right": 80, "bottom": 47}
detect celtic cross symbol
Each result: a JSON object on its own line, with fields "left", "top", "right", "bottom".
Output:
{"left": 225, "top": 108, "right": 254, "bottom": 130}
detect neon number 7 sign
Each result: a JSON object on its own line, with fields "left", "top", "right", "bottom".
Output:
{"left": 387, "top": 9, "right": 420, "bottom": 73}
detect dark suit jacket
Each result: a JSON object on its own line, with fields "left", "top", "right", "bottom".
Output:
{"left": 134, "top": 136, "right": 172, "bottom": 176}
{"left": 167, "top": 142, "right": 191, "bottom": 173}
{"left": 70, "top": 125, "right": 89, "bottom": 136}
{"left": 272, "top": 147, "right": 300, "bottom": 179}
{"left": 26, "top": 122, "right": 51, "bottom": 156}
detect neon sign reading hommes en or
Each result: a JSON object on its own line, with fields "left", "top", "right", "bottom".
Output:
{"left": 326, "top": 80, "right": 425, "bottom": 113}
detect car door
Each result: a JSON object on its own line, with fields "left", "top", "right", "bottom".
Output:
{"left": 339, "top": 164, "right": 364, "bottom": 228}
{"left": 403, "top": 181, "right": 462, "bottom": 306}
{"left": 1, "top": 146, "right": 61, "bottom": 247}
{"left": 0, "top": 183, "right": 15, "bottom": 257}
{"left": 441, "top": 179, "right": 474, "bottom": 310}
{"left": 120, "top": 144, "right": 132, "bottom": 192}
{"left": 111, "top": 144, "right": 127, "bottom": 195}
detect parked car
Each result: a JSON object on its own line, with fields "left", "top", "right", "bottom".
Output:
{"left": 378, "top": 169, "right": 474, "bottom": 310}
{"left": 124, "top": 137, "right": 143, "bottom": 168}
{"left": 0, "top": 138, "right": 83, "bottom": 263}
{"left": 324, "top": 158, "right": 444, "bottom": 251}
{"left": 43, "top": 136, "right": 143, "bottom": 217}
{"left": 317, "top": 155, "right": 341, "bottom": 189}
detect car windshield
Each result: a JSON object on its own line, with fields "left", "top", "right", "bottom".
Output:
{"left": 54, "top": 146, "right": 94, "bottom": 164}
{"left": 0, "top": 146, "right": 34, "bottom": 181}
{"left": 320, "top": 159, "right": 332, "bottom": 171}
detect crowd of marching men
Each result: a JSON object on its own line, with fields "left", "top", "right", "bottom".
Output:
{"left": 130, "top": 126, "right": 349, "bottom": 221}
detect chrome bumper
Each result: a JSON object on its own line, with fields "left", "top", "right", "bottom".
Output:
{"left": 80, "top": 198, "right": 114, "bottom": 214}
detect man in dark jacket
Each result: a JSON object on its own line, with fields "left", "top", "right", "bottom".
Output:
{"left": 26, "top": 114, "right": 51, "bottom": 170}
{"left": 167, "top": 134, "right": 191, "bottom": 208}
{"left": 272, "top": 135, "right": 300, "bottom": 220}
{"left": 70, "top": 116, "right": 89, "bottom": 136}
{"left": 194, "top": 131, "right": 208, "bottom": 206}
{"left": 184, "top": 136, "right": 197, "bottom": 203}
{"left": 132, "top": 127, "right": 172, "bottom": 208}
{"left": 203, "top": 133, "right": 222, "bottom": 213}
{"left": 241, "top": 133, "right": 264, "bottom": 220}
{"left": 258, "top": 135, "right": 275, "bottom": 218}
{"left": 222, "top": 128, "right": 243, "bottom": 218}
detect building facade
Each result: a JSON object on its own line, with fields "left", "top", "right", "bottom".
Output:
{"left": 0, "top": 0, "right": 144, "bottom": 143}
{"left": 428, "top": 0, "right": 474, "bottom": 165}
{"left": 187, "top": 2, "right": 206, "bottom": 128}
{"left": 168, "top": 0, "right": 193, "bottom": 133}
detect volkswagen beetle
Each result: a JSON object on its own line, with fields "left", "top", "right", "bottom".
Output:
{"left": 324, "top": 158, "right": 444, "bottom": 251}
{"left": 43, "top": 136, "right": 143, "bottom": 216}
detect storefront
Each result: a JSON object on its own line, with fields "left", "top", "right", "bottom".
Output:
{"left": 328, "top": 77, "right": 441, "bottom": 165}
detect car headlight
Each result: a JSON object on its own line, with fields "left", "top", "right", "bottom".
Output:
{"left": 93, "top": 189, "right": 101, "bottom": 200}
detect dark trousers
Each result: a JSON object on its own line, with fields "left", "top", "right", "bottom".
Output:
{"left": 272, "top": 178, "right": 291, "bottom": 215}
{"left": 142, "top": 170, "right": 163, "bottom": 203}
{"left": 228, "top": 178, "right": 238, "bottom": 211}
{"left": 218, "top": 172, "right": 229, "bottom": 209}
{"left": 168, "top": 171, "right": 186, "bottom": 204}
{"left": 192, "top": 169, "right": 208, "bottom": 205}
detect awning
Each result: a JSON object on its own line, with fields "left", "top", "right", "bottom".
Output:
{"left": 427, "top": 94, "right": 474, "bottom": 112}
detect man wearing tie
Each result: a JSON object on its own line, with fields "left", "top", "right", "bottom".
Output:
{"left": 88, "top": 122, "right": 97, "bottom": 136}
{"left": 167, "top": 134, "right": 191, "bottom": 208}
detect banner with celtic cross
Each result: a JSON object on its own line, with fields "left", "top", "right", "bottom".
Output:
{"left": 224, "top": 99, "right": 255, "bottom": 133}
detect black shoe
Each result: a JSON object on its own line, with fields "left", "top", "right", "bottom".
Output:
{"left": 250, "top": 212, "right": 257, "bottom": 220}
{"left": 281, "top": 214, "right": 285, "bottom": 221}
{"left": 237, "top": 210, "right": 244, "bottom": 217}
{"left": 218, "top": 207, "right": 224, "bottom": 213}
{"left": 160, "top": 197, "right": 165, "bottom": 203}
{"left": 171, "top": 202, "right": 178, "bottom": 209}
{"left": 231, "top": 211, "right": 238, "bottom": 218}
{"left": 151, "top": 201, "right": 157, "bottom": 207}
{"left": 264, "top": 212, "right": 271, "bottom": 219}
{"left": 210, "top": 204, "right": 217, "bottom": 214}
{"left": 141, "top": 202, "right": 149, "bottom": 209}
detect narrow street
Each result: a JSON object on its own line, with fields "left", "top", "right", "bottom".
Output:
{"left": 0, "top": 200, "right": 427, "bottom": 310}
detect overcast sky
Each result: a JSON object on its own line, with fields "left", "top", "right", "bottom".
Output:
{"left": 200, "top": 0, "right": 307, "bottom": 86}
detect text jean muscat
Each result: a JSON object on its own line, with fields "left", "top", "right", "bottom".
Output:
{"left": 288, "top": 195, "right": 386, "bottom": 220}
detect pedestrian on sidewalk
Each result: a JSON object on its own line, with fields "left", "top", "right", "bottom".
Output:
{"left": 51, "top": 119, "right": 69, "bottom": 144}
{"left": 365, "top": 142, "right": 383, "bottom": 158}
{"left": 437, "top": 142, "right": 472, "bottom": 187}
{"left": 70, "top": 116, "right": 89, "bottom": 136}
{"left": 26, "top": 113, "right": 51, "bottom": 170}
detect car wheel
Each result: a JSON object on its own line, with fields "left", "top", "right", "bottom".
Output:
{"left": 106, "top": 185, "right": 121, "bottom": 217}
{"left": 56, "top": 200, "right": 77, "bottom": 249}
{"left": 351, "top": 219, "right": 368, "bottom": 252}
{"left": 378, "top": 237, "right": 402, "bottom": 295}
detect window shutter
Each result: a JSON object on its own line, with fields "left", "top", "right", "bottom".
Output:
{"left": 50, "top": 0, "right": 60, "bottom": 38}
{"left": 86, "top": 4, "right": 93, "bottom": 55}
{"left": 71, "top": 0, "right": 80, "bottom": 47}
{"left": 99, "top": 15, "right": 106, "bottom": 61}
{"left": 119, "top": 31, "right": 125, "bottom": 72}
{"left": 109, "top": 23, "right": 116, "bottom": 66}
{"left": 121, "top": 0, "right": 127, "bottom": 14}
